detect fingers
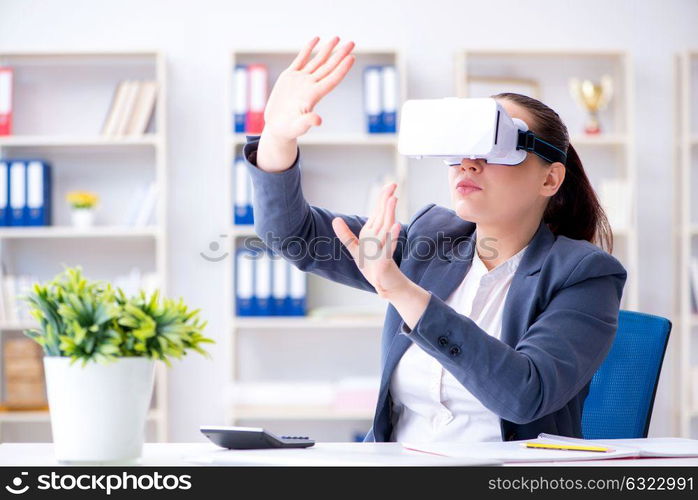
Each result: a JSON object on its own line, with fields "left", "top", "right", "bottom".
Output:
{"left": 380, "top": 195, "right": 397, "bottom": 247}
{"left": 289, "top": 36, "right": 320, "bottom": 71}
{"left": 368, "top": 183, "right": 397, "bottom": 232}
{"left": 365, "top": 183, "right": 390, "bottom": 229}
{"left": 387, "top": 222, "right": 401, "bottom": 258}
{"left": 312, "top": 40, "right": 355, "bottom": 81}
{"left": 303, "top": 36, "right": 340, "bottom": 74}
{"left": 316, "top": 54, "right": 356, "bottom": 97}
{"left": 332, "top": 217, "right": 359, "bottom": 259}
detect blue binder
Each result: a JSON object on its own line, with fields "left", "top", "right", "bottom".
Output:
{"left": 8, "top": 160, "right": 27, "bottom": 226}
{"left": 233, "top": 156, "right": 254, "bottom": 225}
{"left": 235, "top": 248, "right": 256, "bottom": 316}
{"left": 0, "top": 161, "right": 9, "bottom": 226}
{"left": 233, "top": 65, "right": 248, "bottom": 133}
{"left": 271, "top": 251, "right": 290, "bottom": 316}
{"left": 363, "top": 66, "right": 383, "bottom": 133}
{"left": 25, "top": 160, "right": 51, "bottom": 226}
{"left": 254, "top": 248, "right": 272, "bottom": 316}
{"left": 381, "top": 65, "right": 397, "bottom": 133}
{"left": 288, "top": 261, "right": 306, "bottom": 316}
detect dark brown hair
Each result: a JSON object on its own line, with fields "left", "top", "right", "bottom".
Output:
{"left": 492, "top": 92, "right": 613, "bottom": 253}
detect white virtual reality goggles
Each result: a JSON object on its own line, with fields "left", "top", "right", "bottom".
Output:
{"left": 397, "top": 97, "right": 567, "bottom": 166}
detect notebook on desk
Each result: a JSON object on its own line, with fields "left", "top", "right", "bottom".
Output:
{"left": 402, "top": 433, "right": 698, "bottom": 464}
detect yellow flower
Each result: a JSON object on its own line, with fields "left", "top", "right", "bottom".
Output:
{"left": 66, "top": 191, "right": 99, "bottom": 209}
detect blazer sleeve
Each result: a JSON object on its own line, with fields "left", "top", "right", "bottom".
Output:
{"left": 242, "top": 134, "right": 432, "bottom": 293}
{"left": 400, "top": 250, "right": 627, "bottom": 425}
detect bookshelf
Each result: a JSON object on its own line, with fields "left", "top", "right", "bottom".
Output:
{"left": 224, "top": 48, "right": 406, "bottom": 438}
{"left": 454, "top": 49, "right": 639, "bottom": 312}
{"left": 674, "top": 51, "right": 698, "bottom": 438}
{"left": 0, "top": 51, "right": 168, "bottom": 443}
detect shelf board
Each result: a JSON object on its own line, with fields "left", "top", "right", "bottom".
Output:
{"left": 231, "top": 226, "right": 256, "bottom": 237}
{"left": 0, "top": 321, "right": 37, "bottom": 331}
{"left": 0, "top": 135, "right": 162, "bottom": 147}
{"left": 233, "top": 316, "right": 384, "bottom": 330}
{"left": 230, "top": 405, "right": 374, "bottom": 421}
{"left": 0, "top": 408, "right": 162, "bottom": 423}
{"left": 569, "top": 134, "right": 627, "bottom": 146}
{"left": 231, "top": 133, "right": 398, "bottom": 146}
{"left": 0, "top": 226, "right": 160, "bottom": 239}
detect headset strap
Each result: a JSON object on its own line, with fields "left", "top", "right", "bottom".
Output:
{"left": 517, "top": 130, "right": 567, "bottom": 165}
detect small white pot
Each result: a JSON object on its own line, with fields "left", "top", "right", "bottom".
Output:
{"left": 44, "top": 356, "right": 155, "bottom": 464}
{"left": 70, "top": 208, "right": 95, "bottom": 229}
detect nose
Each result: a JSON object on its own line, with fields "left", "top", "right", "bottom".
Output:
{"left": 458, "top": 158, "right": 484, "bottom": 172}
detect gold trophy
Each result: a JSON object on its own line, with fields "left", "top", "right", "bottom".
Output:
{"left": 569, "top": 75, "right": 613, "bottom": 135}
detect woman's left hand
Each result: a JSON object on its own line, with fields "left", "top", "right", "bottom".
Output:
{"left": 333, "top": 182, "right": 432, "bottom": 328}
{"left": 331, "top": 182, "right": 407, "bottom": 299}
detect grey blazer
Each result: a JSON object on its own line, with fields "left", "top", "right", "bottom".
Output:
{"left": 242, "top": 134, "right": 627, "bottom": 443}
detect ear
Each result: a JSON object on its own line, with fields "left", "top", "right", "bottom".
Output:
{"left": 540, "top": 162, "right": 565, "bottom": 198}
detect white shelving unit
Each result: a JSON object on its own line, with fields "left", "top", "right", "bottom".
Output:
{"left": 674, "top": 51, "right": 698, "bottom": 439}
{"left": 454, "top": 49, "right": 638, "bottom": 311}
{"left": 0, "top": 51, "right": 169, "bottom": 442}
{"left": 224, "top": 48, "right": 406, "bottom": 439}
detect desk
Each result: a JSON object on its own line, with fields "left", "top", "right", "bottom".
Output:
{"left": 0, "top": 443, "right": 697, "bottom": 467}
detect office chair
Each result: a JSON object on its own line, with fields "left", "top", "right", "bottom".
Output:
{"left": 581, "top": 310, "right": 672, "bottom": 439}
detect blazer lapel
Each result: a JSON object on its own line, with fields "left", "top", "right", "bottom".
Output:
{"left": 378, "top": 233, "right": 478, "bottom": 398}
{"left": 499, "top": 220, "right": 555, "bottom": 348}
{"left": 376, "top": 218, "right": 556, "bottom": 415}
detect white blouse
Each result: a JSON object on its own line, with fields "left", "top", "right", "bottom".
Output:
{"left": 389, "top": 241, "right": 529, "bottom": 443}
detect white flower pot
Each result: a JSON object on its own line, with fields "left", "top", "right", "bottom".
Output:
{"left": 43, "top": 356, "right": 155, "bottom": 464}
{"left": 70, "top": 209, "right": 94, "bottom": 229}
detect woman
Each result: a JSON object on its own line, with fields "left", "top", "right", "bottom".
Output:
{"left": 243, "top": 36, "right": 627, "bottom": 443}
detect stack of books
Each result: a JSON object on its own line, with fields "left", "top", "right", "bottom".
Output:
{"left": 101, "top": 80, "right": 158, "bottom": 137}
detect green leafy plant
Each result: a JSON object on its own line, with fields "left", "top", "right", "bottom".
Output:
{"left": 23, "top": 266, "right": 214, "bottom": 366}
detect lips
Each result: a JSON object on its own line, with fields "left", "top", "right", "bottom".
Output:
{"left": 456, "top": 178, "right": 482, "bottom": 195}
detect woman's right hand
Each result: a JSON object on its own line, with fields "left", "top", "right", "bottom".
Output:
{"left": 262, "top": 36, "right": 356, "bottom": 142}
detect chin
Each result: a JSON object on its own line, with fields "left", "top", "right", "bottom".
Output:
{"left": 452, "top": 199, "right": 482, "bottom": 223}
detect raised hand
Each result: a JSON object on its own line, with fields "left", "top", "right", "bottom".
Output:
{"left": 331, "top": 183, "right": 407, "bottom": 299}
{"left": 263, "top": 36, "right": 356, "bottom": 141}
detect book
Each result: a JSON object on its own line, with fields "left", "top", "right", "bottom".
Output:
{"left": 403, "top": 432, "right": 698, "bottom": 463}
{"left": 134, "top": 182, "right": 158, "bottom": 227}
{"left": 363, "top": 66, "right": 382, "bottom": 133}
{"left": 233, "top": 65, "right": 248, "bottom": 133}
{"left": 125, "top": 81, "right": 158, "bottom": 136}
{"left": 101, "top": 81, "right": 129, "bottom": 136}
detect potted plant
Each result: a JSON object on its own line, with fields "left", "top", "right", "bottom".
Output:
{"left": 22, "top": 266, "right": 214, "bottom": 464}
{"left": 66, "top": 191, "right": 99, "bottom": 228}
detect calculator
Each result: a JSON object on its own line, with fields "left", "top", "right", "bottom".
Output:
{"left": 200, "top": 425, "right": 315, "bottom": 449}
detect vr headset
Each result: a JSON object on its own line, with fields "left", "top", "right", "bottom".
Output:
{"left": 397, "top": 97, "right": 567, "bottom": 166}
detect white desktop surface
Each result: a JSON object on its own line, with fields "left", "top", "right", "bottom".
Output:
{"left": 0, "top": 443, "right": 697, "bottom": 467}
